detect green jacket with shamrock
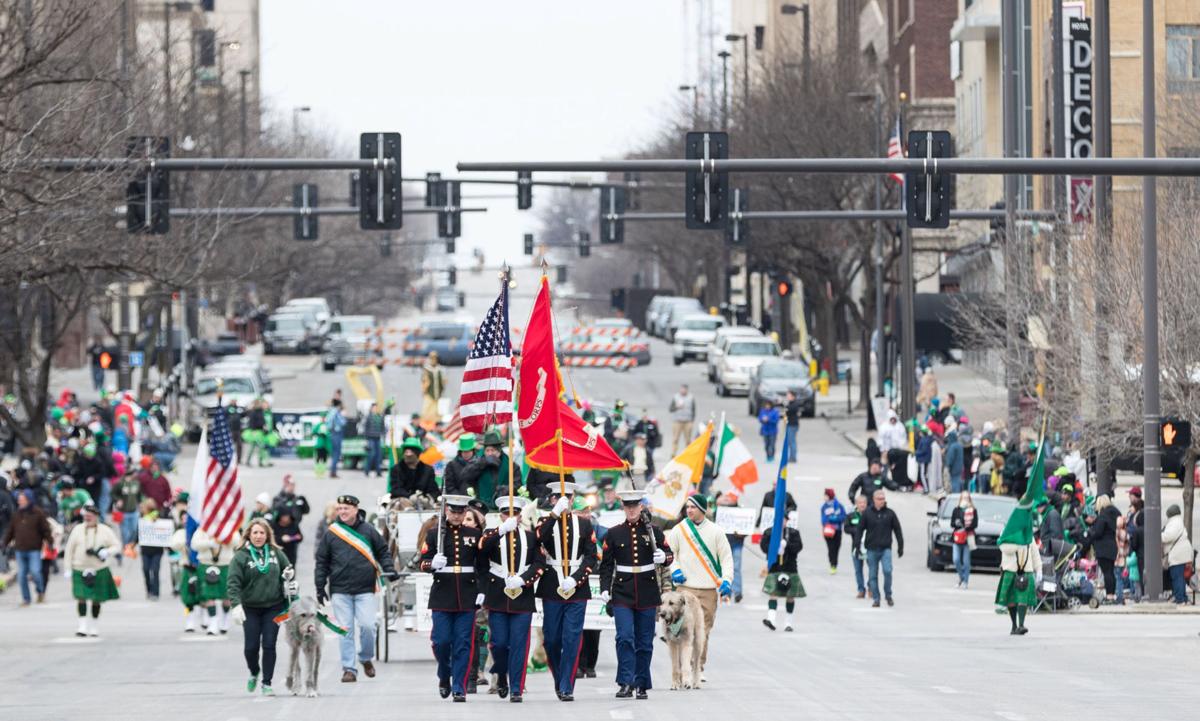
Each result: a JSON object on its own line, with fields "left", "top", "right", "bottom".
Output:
{"left": 226, "top": 544, "right": 291, "bottom": 609}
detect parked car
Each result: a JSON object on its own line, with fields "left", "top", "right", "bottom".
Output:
{"left": 184, "top": 368, "right": 272, "bottom": 441}
{"left": 926, "top": 494, "right": 1016, "bottom": 572}
{"left": 748, "top": 360, "right": 815, "bottom": 417}
{"left": 434, "top": 286, "right": 459, "bottom": 312}
{"left": 706, "top": 326, "right": 765, "bottom": 381}
{"left": 647, "top": 296, "right": 699, "bottom": 338}
{"left": 672, "top": 314, "right": 725, "bottom": 365}
{"left": 321, "top": 315, "right": 378, "bottom": 371}
{"left": 208, "top": 333, "right": 246, "bottom": 357}
{"left": 644, "top": 296, "right": 686, "bottom": 336}
{"left": 715, "top": 338, "right": 781, "bottom": 397}
{"left": 405, "top": 321, "right": 474, "bottom": 365}
{"left": 660, "top": 298, "right": 705, "bottom": 342}
{"left": 263, "top": 313, "right": 320, "bottom": 355}
{"left": 206, "top": 355, "right": 273, "bottom": 394}
{"left": 282, "top": 297, "right": 332, "bottom": 324}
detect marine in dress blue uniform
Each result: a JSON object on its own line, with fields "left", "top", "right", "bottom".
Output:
{"left": 477, "top": 495, "right": 544, "bottom": 703}
{"left": 534, "top": 481, "right": 598, "bottom": 702}
{"left": 419, "top": 495, "right": 481, "bottom": 702}
{"left": 598, "top": 489, "right": 672, "bottom": 700}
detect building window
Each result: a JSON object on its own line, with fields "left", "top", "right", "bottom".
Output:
{"left": 950, "top": 40, "right": 961, "bottom": 81}
{"left": 1167, "top": 25, "right": 1200, "bottom": 92}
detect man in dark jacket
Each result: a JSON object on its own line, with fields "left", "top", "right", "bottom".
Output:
{"left": 2, "top": 489, "right": 53, "bottom": 604}
{"left": 314, "top": 494, "right": 397, "bottom": 683}
{"left": 1037, "top": 499, "right": 1066, "bottom": 559}
{"left": 362, "top": 403, "right": 385, "bottom": 478}
{"left": 441, "top": 434, "right": 486, "bottom": 497}
{"left": 862, "top": 489, "right": 903, "bottom": 607}
{"left": 475, "top": 429, "right": 512, "bottom": 510}
{"left": 842, "top": 495, "right": 870, "bottom": 598}
{"left": 388, "top": 438, "right": 439, "bottom": 502}
{"left": 847, "top": 459, "right": 893, "bottom": 504}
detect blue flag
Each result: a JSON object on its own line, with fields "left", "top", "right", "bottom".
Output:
{"left": 765, "top": 428, "right": 790, "bottom": 566}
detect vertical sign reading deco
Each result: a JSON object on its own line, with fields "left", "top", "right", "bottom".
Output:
{"left": 1067, "top": 17, "right": 1093, "bottom": 223}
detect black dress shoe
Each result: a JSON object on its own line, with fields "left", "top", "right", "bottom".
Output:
{"left": 438, "top": 679, "right": 451, "bottom": 699}
{"left": 452, "top": 693, "right": 466, "bottom": 703}
{"left": 585, "top": 669, "right": 597, "bottom": 678}
{"left": 509, "top": 693, "right": 523, "bottom": 703}
{"left": 496, "top": 679, "right": 509, "bottom": 699}
{"left": 615, "top": 685, "right": 633, "bottom": 699}
{"left": 560, "top": 693, "right": 574, "bottom": 702}
{"left": 636, "top": 687, "right": 649, "bottom": 700}
{"left": 555, "top": 691, "right": 563, "bottom": 701}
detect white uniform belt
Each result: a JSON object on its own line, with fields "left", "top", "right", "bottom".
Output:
{"left": 616, "top": 563, "right": 656, "bottom": 573}
{"left": 435, "top": 566, "right": 475, "bottom": 574}
{"left": 546, "top": 558, "right": 582, "bottom": 569}
{"left": 490, "top": 562, "right": 529, "bottom": 577}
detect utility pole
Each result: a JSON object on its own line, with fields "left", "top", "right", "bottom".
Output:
{"left": 900, "top": 222, "right": 916, "bottom": 421}
{"left": 118, "top": 0, "right": 133, "bottom": 391}
{"left": 1140, "top": 0, "right": 1163, "bottom": 601}
{"left": 1002, "top": 0, "right": 1021, "bottom": 436}
{"left": 873, "top": 93, "right": 885, "bottom": 398}
{"left": 239, "top": 69, "right": 250, "bottom": 156}
{"left": 1093, "top": 0, "right": 1113, "bottom": 491}
{"left": 718, "top": 50, "right": 731, "bottom": 130}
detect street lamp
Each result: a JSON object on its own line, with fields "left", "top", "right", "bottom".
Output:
{"left": 293, "top": 106, "right": 312, "bottom": 139}
{"left": 717, "top": 50, "right": 731, "bottom": 130}
{"left": 678, "top": 85, "right": 699, "bottom": 125}
{"left": 239, "top": 69, "right": 252, "bottom": 155}
{"left": 724, "top": 33, "right": 750, "bottom": 112}
{"left": 848, "top": 90, "right": 886, "bottom": 397}
{"left": 780, "top": 3, "right": 811, "bottom": 92}
{"left": 217, "top": 40, "right": 241, "bottom": 153}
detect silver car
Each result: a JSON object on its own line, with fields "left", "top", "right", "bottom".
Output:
{"left": 706, "top": 327, "right": 765, "bottom": 381}
{"left": 672, "top": 314, "right": 725, "bottom": 365}
{"left": 321, "top": 315, "right": 378, "bottom": 371}
{"left": 715, "top": 338, "right": 781, "bottom": 397}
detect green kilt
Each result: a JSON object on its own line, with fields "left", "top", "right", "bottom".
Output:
{"left": 198, "top": 563, "right": 229, "bottom": 601}
{"left": 180, "top": 565, "right": 203, "bottom": 607}
{"left": 762, "top": 571, "right": 806, "bottom": 599}
{"left": 994, "top": 570, "right": 1037, "bottom": 607}
{"left": 72, "top": 568, "right": 120, "bottom": 603}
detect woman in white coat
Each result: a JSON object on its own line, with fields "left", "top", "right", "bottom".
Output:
{"left": 1162, "top": 505, "right": 1194, "bottom": 604}
{"left": 63, "top": 504, "right": 122, "bottom": 637}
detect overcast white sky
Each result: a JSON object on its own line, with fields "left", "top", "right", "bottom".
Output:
{"left": 260, "top": 0, "right": 716, "bottom": 263}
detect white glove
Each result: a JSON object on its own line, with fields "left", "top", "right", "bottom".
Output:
{"left": 599, "top": 591, "right": 610, "bottom": 603}
{"left": 551, "top": 496, "right": 570, "bottom": 517}
{"left": 474, "top": 593, "right": 485, "bottom": 607}
{"left": 504, "top": 575, "right": 524, "bottom": 590}
{"left": 97, "top": 548, "right": 109, "bottom": 561}
{"left": 231, "top": 604, "right": 246, "bottom": 625}
{"left": 497, "top": 517, "right": 519, "bottom": 535}
{"left": 431, "top": 553, "right": 447, "bottom": 571}
{"left": 653, "top": 548, "right": 667, "bottom": 565}
{"left": 63, "top": 569, "right": 72, "bottom": 579}
{"left": 559, "top": 576, "right": 577, "bottom": 592}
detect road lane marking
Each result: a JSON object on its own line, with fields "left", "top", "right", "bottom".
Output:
{"left": 931, "top": 685, "right": 959, "bottom": 694}
{"left": 995, "top": 712, "right": 1027, "bottom": 721}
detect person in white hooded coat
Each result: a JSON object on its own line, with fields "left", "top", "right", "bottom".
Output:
{"left": 1162, "top": 505, "right": 1194, "bottom": 604}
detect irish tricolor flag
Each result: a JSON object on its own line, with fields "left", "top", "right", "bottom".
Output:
{"left": 716, "top": 416, "right": 758, "bottom": 492}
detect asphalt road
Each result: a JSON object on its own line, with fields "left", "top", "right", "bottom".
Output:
{"left": 8, "top": 286, "right": 1199, "bottom": 721}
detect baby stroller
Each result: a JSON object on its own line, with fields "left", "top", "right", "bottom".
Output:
{"left": 1060, "top": 552, "right": 1102, "bottom": 609}
{"left": 1035, "top": 543, "right": 1101, "bottom": 612}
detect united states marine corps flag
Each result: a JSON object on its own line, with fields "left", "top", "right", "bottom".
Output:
{"left": 517, "top": 275, "right": 624, "bottom": 472}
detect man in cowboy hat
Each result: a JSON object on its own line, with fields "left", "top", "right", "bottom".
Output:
{"left": 443, "top": 433, "right": 486, "bottom": 498}
{"left": 478, "top": 495, "right": 544, "bottom": 703}
{"left": 388, "top": 437, "right": 439, "bottom": 502}
{"left": 475, "top": 429, "right": 511, "bottom": 511}
{"left": 314, "top": 494, "right": 398, "bottom": 683}
{"left": 419, "top": 495, "right": 482, "bottom": 702}
{"left": 599, "top": 489, "right": 672, "bottom": 700}
{"left": 665, "top": 494, "right": 733, "bottom": 679}
{"left": 534, "top": 481, "right": 598, "bottom": 702}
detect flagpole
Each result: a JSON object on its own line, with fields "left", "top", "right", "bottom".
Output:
{"left": 556, "top": 430, "right": 570, "bottom": 582}
{"left": 502, "top": 262, "right": 517, "bottom": 577}
{"left": 714, "top": 411, "right": 727, "bottom": 481}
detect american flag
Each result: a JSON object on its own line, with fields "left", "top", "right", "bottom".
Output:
{"left": 442, "top": 408, "right": 465, "bottom": 441}
{"left": 458, "top": 285, "right": 514, "bottom": 433}
{"left": 886, "top": 116, "right": 905, "bottom": 185}
{"left": 198, "top": 407, "right": 243, "bottom": 544}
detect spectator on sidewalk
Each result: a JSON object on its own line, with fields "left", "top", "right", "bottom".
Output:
{"left": 668, "top": 385, "right": 696, "bottom": 456}
{"left": 782, "top": 390, "right": 802, "bottom": 463}
{"left": 325, "top": 399, "right": 347, "bottom": 479}
{"left": 877, "top": 410, "right": 909, "bottom": 489}
{"left": 362, "top": 403, "right": 385, "bottom": 478}
{"left": 757, "top": 400, "right": 780, "bottom": 463}
{"left": 1162, "top": 504, "right": 1193, "bottom": 604}
{"left": 914, "top": 426, "right": 933, "bottom": 493}
{"left": 944, "top": 426, "right": 964, "bottom": 494}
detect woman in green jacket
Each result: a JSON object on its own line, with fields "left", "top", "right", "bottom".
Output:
{"left": 227, "top": 518, "right": 293, "bottom": 696}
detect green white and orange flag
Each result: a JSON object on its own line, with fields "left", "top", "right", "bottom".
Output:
{"left": 716, "top": 416, "right": 758, "bottom": 492}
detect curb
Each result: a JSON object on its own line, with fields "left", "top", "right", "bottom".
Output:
{"left": 1066, "top": 603, "right": 1200, "bottom": 615}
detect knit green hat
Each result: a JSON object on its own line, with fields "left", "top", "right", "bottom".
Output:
{"left": 685, "top": 495, "right": 708, "bottom": 513}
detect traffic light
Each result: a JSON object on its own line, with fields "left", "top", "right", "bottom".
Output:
{"left": 557, "top": 266, "right": 568, "bottom": 284}
{"left": 126, "top": 136, "right": 170, "bottom": 234}
{"left": 517, "top": 170, "right": 532, "bottom": 210}
{"left": 447, "top": 266, "right": 457, "bottom": 286}
{"left": 624, "top": 171, "right": 641, "bottom": 210}
{"left": 578, "top": 230, "right": 591, "bottom": 257}
{"left": 523, "top": 233, "right": 534, "bottom": 256}
{"left": 424, "top": 172, "right": 441, "bottom": 207}
{"left": 359, "top": 132, "right": 402, "bottom": 230}
{"left": 292, "top": 183, "right": 318, "bottom": 241}
{"left": 1161, "top": 417, "right": 1191, "bottom": 477}
{"left": 726, "top": 187, "right": 749, "bottom": 246}
{"left": 905, "top": 130, "right": 953, "bottom": 229}
{"left": 598, "top": 186, "right": 626, "bottom": 244}
{"left": 684, "top": 130, "right": 729, "bottom": 230}
{"left": 437, "top": 180, "right": 461, "bottom": 239}
{"left": 777, "top": 278, "right": 793, "bottom": 297}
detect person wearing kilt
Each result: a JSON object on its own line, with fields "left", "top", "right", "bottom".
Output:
{"left": 62, "top": 503, "right": 121, "bottom": 637}
{"left": 191, "top": 527, "right": 238, "bottom": 635}
{"left": 758, "top": 513, "right": 805, "bottom": 631}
